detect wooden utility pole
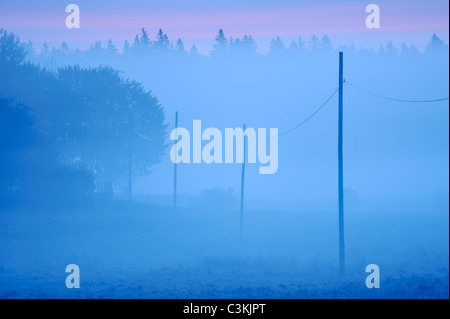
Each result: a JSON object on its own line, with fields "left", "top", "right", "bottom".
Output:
{"left": 338, "top": 51, "right": 345, "bottom": 275}
{"left": 173, "top": 111, "right": 178, "bottom": 208}
{"left": 128, "top": 111, "right": 132, "bottom": 201}
{"left": 239, "top": 124, "right": 246, "bottom": 240}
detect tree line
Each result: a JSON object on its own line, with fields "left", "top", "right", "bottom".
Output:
{"left": 23, "top": 28, "right": 449, "bottom": 64}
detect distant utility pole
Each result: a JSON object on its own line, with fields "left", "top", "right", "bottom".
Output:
{"left": 338, "top": 52, "right": 345, "bottom": 275}
{"left": 239, "top": 124, "right": 246, "bottom": 241}
{"left": 173, "top": 111, "right": 178, "bottom": 208}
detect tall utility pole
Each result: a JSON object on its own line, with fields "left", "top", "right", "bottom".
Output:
{"left": 173, "top": 111, "right": 178, "bottom": 208}
{"left": 239, "top": 124, "right": 247, "bottom": 241}
{"left": 128, "top": 111, "right": 133, "bottom": 202}
{"left": 338, "top": 52, "right": 345, "bottom": 275}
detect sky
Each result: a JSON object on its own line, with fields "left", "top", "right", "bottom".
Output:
{"left": 0, "top": 0, "right": 449, "bottom": 54}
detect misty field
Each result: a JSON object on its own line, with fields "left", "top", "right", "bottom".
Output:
{"left": 0, "top": 203, "right": 448, "bottom": 299}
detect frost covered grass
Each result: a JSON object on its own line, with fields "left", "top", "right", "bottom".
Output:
{"left": 0, "top": 203, "right": 448, "bottom": 298}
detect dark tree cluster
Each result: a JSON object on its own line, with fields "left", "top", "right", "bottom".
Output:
{"left": 0, "top": 29, "right": 167, "bottom": 206}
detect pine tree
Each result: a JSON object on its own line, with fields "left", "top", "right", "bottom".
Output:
{"left": 132, "top": 34, "right": 140, "bottom": 49}
{"left": 60, "top": 41, "right": 70, "bottom": 54}
{"left": 213, "top": 29, "right": 228, "bottom": 54}
{"left": 106, "top": 39, "right": 117, "bottom": 54}
{"left": 269, "top": 37, "right": 286, "bottom": 54}
{"left": 175, "top": 38, "right": 186, "bottom": 53}
{"left": 189, "top": 44, "right": 199, "bottom": 56}
{"left": 155, "top": 29, "right": 170, "bottom": 50}
{"left": 426, "top": 34, "right": 448, "bottom": 54}
{"left": 123, "top": 40, "right": 130, "bottom": 54}
{"left": 140, "top": 28, "right": 151, "bottom": 48}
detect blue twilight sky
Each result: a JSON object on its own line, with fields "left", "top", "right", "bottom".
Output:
{"left": 0, "top": 0, "right": 448, "bottom": 54}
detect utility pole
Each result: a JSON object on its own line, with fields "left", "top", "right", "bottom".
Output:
{"left": 239, "top": 124, "right": 246, "bottom": 241}
{"left": 338, "top": 51, "right": 345, "bottom": 275}
{"left": 128, "top": 110, "right": 132, "bottom": 202}
{"left": 173, "top": 111, "right": 178, "bottom": 208}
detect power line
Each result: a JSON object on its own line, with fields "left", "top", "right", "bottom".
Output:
{"left": 275, "top": 87, "right": 339, "bottom": 137}
{"left": 346, "top": 81, "right": 449, "bottom": 103}
{"left": 167, "top": 80, "right": 446, "bottom": 141}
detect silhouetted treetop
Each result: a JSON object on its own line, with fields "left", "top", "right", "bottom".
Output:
{"left": 0, "top": 29, "right": 26, "bottom": 65}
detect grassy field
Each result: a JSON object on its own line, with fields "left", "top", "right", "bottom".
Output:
{"left": 0, "top": 202, "right": 448, "bottom": 298}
